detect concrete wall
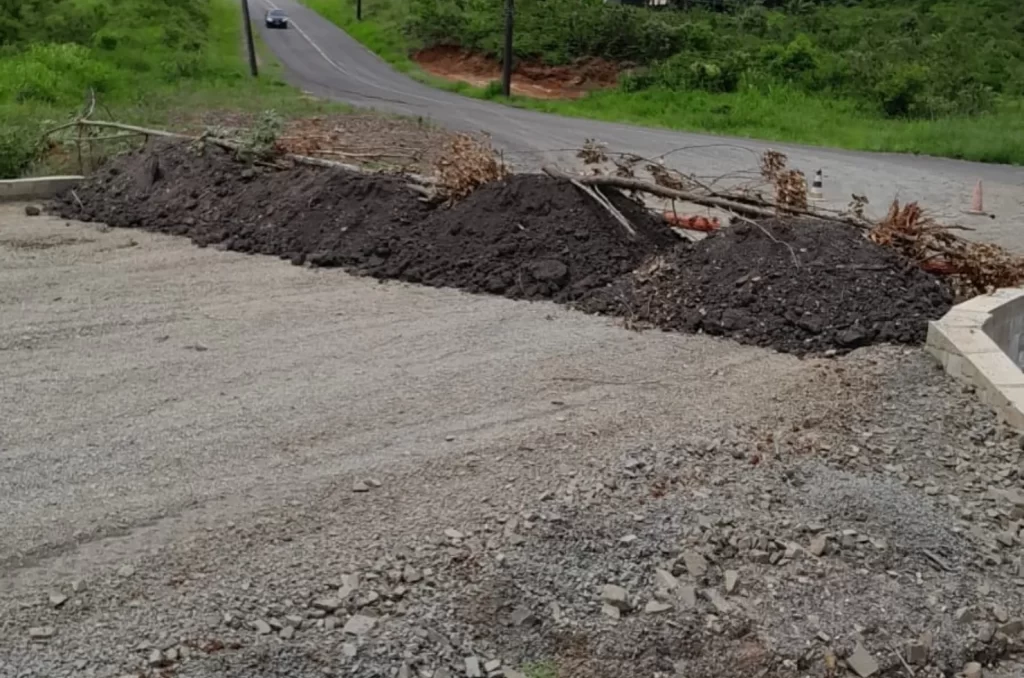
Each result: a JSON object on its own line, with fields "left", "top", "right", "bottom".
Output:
{"left": 927, "top": 288, "right": 1024, "bottom": 429}
{"left": 0, "top": 176, "right": 82, "bottom": 202}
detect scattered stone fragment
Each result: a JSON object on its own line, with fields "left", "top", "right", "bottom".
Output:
{"left": 24, "top": 205, "right": 41, "bottom": 217}
{"left": 403, "top": 565, "right": 422, "bottom": 583}
{"left": 678, "top": 585, "right": 697, "bottom": 609}
{"left": 681, "top": 551, "right": 708, "bottom": 578}
{"left": 28, "top": 626, "right": 55, "bottom": 641}
{"left": 645, "top": 600, "right": 673, "bottom": 614}
{"left": 70, "top": 579, "right": 85, "bottom": 593}
{"left": 655, "top": 568, "right": 679, "bottom": 591}
{"left": 342, "top": 614, "right": 377, "bottom": 636}
{"left": 484, "top": 659, "right": 501, "bottom": 673}
{"left": 601, "top": 604, "right": 621, "bottom": 620}
{"left": 998, "top": 619, "right": 1024, "bottom": 636}
{"left": 253, "top": 620, "right": 272, "bottom": 635}
{"left": 905, "top": 642, "right": 928, "bottom": 665}
{"left": 996, "top": 531, "right": 1016, "bottom": 547}
{"left": 978, "top": 623, "right": 997, "bottom": 643}
{"left": 280, "top": 626, "right": 295, "bottom": 639}
{"left": 352, "top": 480, "right": 370, "bottom": 493}
{"left": 465, "top": 656, "right": 483, "bottom": 678}
{"left": 809, "top": 534, "right": 828, "bottom": 557}
{"left": 117, "top": 564, "right": 135, "bottom": 578}
{"left": 148, "top": 650, "right": 166, "bottom": 667}
{"left": 993, "top": 604, "right": 1010, "bottom": 623}
{"left": 49, "top": 593, "right": 68, "bottom": 608}
{"left": 324, "top": 616, "right": 338, "bottom": 631}
{"left": 600, "top": 584, "right": 630, "bottom": 611}
{"left": 503, "top": 671, "right": 527, "bottom": 678}
{"left": 847, "top": 643, "right": 879, "bottom": 678}
{"left": 619, "top": 534, "right": 638, "bottom": 544}
{"left": 706, "top": 589, "right": 733, "bottom": 614}
{"left": 165, "top": 647, "right": 179, "bottom": 662}
{"left": 956, "top": 606, "right": 978, "bottom": 624}
{"left": 313, "top": 597, "right": 341, "bottom": 612}
{"left": 342, "top": 642, "right": 358, "bottom": 658}
{"left": 724, "top": 570, "right": 739, "bottom": 594}
{"left": 509, "top": 605, "right": 537, "bottom": 627}
{"left": 445, "top": 529, "right": 465, "bottom": 540}
{"left": 963, "top": 661, "right": 983, "bottom": 678}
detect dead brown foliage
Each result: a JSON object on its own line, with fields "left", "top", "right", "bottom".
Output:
{"left": 434, "top": 133, "right": 508, "bottom": 202}
{"left": 870, "top": 200, "right": 1024, "bottom": 296}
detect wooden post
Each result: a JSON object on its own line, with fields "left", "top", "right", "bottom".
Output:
{"left": 241, "top": 0, "right": 259, "bottom": 77}
{"left": 501, "top": 0, "right": 514, "bottom": 97}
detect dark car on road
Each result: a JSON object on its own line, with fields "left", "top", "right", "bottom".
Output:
{"left": 265, "top": 9, "right": 289, "bottom": 28}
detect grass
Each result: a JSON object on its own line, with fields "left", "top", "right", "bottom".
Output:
{"left": 0, "top": 0, "right": 348, "bottom": 177}
{"left": 299, "top": 0, "right": 1024, "bottom": 165}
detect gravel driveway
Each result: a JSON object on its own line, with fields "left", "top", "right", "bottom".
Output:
{"left": 2, "top": 205, "right": 1022, "bottom": 678}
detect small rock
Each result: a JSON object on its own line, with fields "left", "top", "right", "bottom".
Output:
{"left": 445, "top": 528, "right": 465, "bottom": 540}
{"left": 681, "top": 551, "right": 708, "bottom": 578}
{"left": 279, "top": 626, "right": 295, "bottom": 640}
{"left": 324, "top": 616, "right": 338, "bottom": 631}
{"left": 342, "top": 614, "right": 377, "bottom": 636}
{"left": 706, "top": 589, "right": 732, "bottom": 615}
{"left": 504, "top": 671, "right": 527, "bottom": 678}
{"left": 342, "top": 642, "right": 358, "bottom": 658}
{"left": 600, "top": 584, "right": 630, "bottom": 611}
{"left": 601, "top": 604, "right": 621, "bottom": 620}
{"left": 847, "top": 643, "right": 879, "bottom": 678}
{"left": 403, "top": 565, "right": 422, "bottom": 583}
{"left": 963, "top": 661, "right": 983, "bottom": 678}
{"left": 996, "top": 531, "right": 1016, "bottom": 547}
{"left": 70, "top": 579, "right": 85, "bottom": 593}
{"left": 998, "top": 619, "right": 1024, "bottom": 636}
{"left": 809, "top": 534, "right": 828, "bottom": 557}
{"left": 313, "top": 597, "right": 342, "bottom": 612}
{"left": 465, "top": 656, "right": 483, "bottom": 678}
{"left": 678, "top": 585, "right": 697, "bottom": 609}
{"left": 49, "top": 593, "right": 68, "bottom": 608}
{"left": 993, "top": 604, "right": 1010, "bottom": 623}
{"left": 148, "top": 650, "right": 166, "bottom": 667}
{"left": 654, "top": 568, "right": 679, "bottom": 591}
{"left": 484, "top": 659, "right": 501, "bottom": 673}
{"left": 116, "top": 564, "right": 135, "bottom": 578}
{"left": 509, "top": 605, "right": 537, "bottom": 627}
{"left": 905, "top": 643, "right": 928, "bottom": 665}
{"left": 28, "top": 626, "right": 55, "bottom": 640}
{"left": 724, "top": 570, "right": 739, "bottom": 594}
{"left": 165, "top": 647, "right": 179, "bottom": 662}
{"left": 956, "top": 606, "right": 978, "bottom": 624}
{"left": 352, "top": 480, "right": 370, "bottom": 493}
{"left": 644, "top": 600, "right": 673, "bottom": 614}
{"left": 253, "top": 619, "right": 272, "bottom": 635}
{"left": 619, "top": 534, "right": 638, "bottom": 544}
{"left": 978, "top": 622, "right": 997, "bottom": 643}
{"left": 24, "top": 205, "right": 41, "bottom": 217}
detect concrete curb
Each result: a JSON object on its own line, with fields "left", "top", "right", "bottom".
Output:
{"left": 927, "top": 288, "right": 1024, "bottom": 429}
{"left": 0, "top": 176, "right": 83, "bottom": 202}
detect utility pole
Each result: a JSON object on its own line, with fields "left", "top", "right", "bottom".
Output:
{"left": 356, "top": 0, "right": 362, "bottom": 21}
{"left": 241, "top": 0, "right": 259, "bottom": 77}
{"left": 501, "top": 0, "right": 514, "bottom": 97}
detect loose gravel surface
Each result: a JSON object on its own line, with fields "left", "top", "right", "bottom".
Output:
{"left": 2, "top": 205, "right": 1023, "bottom": 678}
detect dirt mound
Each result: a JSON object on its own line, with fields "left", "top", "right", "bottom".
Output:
{"left": 50, "top": 140, "right": 672, "bottom": 302}
{"left": 584, "top": 219, "right": 954, "bottom": 355}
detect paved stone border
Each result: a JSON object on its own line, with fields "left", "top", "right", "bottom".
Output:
{"left": 0, "top": 176, "right": 82, "bottom": 202}
{"left": 927, "top": 288, "right": 1024, "bottom": 429}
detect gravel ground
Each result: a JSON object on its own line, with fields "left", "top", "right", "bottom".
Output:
{"left": 1, "top": 205, "right": 1023, "bottom": 678}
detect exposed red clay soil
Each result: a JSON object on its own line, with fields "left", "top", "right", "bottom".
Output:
{"left": 413, "top": 45, "right": 620, "bottom": 99}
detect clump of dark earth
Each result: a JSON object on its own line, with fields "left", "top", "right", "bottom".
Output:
{"left": 51, "top": 141, "right": 953, "bottom": 355}
{"left": 582, "top": 219, "right": 954, "bottom": 355}
{"left": 51, "top": 140, "right": 673, "bottom": 302}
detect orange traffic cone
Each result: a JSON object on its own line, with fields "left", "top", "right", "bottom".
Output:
{"left": 966, "top": 179, "right": 985, "bottom": 215}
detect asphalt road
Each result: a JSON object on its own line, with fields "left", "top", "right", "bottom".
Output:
{"left": 254, "top": 0, "right": 1024, "bottom": 249}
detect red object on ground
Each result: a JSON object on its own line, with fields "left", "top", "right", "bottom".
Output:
{"left": 663, "top": 212, "right": 720, "bottom": 232}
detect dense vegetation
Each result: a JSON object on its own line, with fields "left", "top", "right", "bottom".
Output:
{"left": 0, "top": 0, "right": 323, "bottom": 178}
{"left": 305, "top": 0, "right": 1024, "bottom": 163}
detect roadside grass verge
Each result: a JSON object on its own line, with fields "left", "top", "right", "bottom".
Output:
{"left": 299, "top": 0, "right": 1024, "bottom": 165}
{"left": 0, "top": 0, "right": 346, "bottom": 178}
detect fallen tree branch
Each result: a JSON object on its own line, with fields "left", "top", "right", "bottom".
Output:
{"left": 544, "top": 165, "right": 778, "bottom": 220}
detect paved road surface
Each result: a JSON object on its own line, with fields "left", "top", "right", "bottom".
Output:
{"left": 255, "top": 0, "right": 1024, "bottom": 249}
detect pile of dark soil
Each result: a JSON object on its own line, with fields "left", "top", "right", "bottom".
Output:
{"left": 583, "top": 219, "right": 954, "bottom": 355}
{"left": 51, "top": 142, "right": 954, "bottom": 355}
{"left": 52, "top": 140, "right": 672, "bottom": 302}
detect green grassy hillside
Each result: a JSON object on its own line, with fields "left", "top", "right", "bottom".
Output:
{"left": 0, "top": 0, "right": 332, "bottom": 177}
{"left": 303, "top": 0, "right": 1024, "bottom": 164}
